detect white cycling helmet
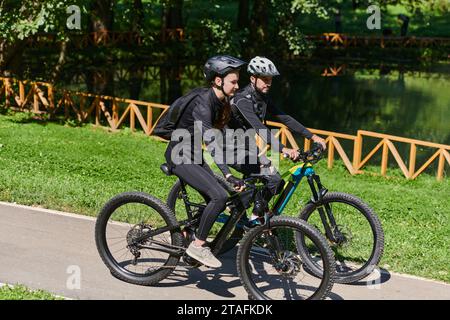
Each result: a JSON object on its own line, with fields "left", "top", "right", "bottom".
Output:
{"left": 247, "top": 56, "right": 280, "bottom": 77}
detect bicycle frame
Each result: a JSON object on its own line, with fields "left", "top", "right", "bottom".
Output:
{"left": 271, "top": 162, "right": 341, "bottom": 243}
{"left": 136, "top": 182, "right": 251, "bottom": 257}
{"left": 273, "top": 163, "right": 321, "bottom": 215}
{"left": 149, "top": 151, "right": 338, "bottom": 258}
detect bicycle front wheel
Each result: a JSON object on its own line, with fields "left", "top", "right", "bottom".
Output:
{"left": 237, "top": 216, "right": 335, "bottom": 300}
{"left": 297, "top": 192, "right": 384, "bottom": 284}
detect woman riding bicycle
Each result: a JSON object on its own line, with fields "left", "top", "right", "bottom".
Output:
{"left": 164, "top": 55, "right": 247, "bottom": 268}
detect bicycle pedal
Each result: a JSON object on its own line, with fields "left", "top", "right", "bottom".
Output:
{"left": 182, "top": 254, "right": 203, "bottom": 268}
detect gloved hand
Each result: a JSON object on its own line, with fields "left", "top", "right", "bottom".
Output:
{"left": 281, "top": 147, "right": 300, "bottom": 160}
{"left": 226, "top": 175, "right": 245, "bottom": 191}
{"left": 311, "top": 135, "right": 327, "bottom": 151}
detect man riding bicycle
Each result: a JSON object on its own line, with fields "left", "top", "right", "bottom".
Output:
{"left": 226, "top": 56, "right": 327, "bottom": 224}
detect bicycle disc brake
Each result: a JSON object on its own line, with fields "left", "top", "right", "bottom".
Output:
{"left": 332, "top": 224, "right": 353, "bottom": 247}
{"left": 126, "top": 224, "right": 152, "bottom": 265}
{"left": 273, "top": 251, "right": 303, "bottom": 279}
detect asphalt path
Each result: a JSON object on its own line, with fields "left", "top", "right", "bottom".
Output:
{"left": 1, "top": 202, "right": 449, "bottom": 300}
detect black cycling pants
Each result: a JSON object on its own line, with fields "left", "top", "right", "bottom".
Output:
{"left": 172, "top": 163, "right": 228, "bottom": 241}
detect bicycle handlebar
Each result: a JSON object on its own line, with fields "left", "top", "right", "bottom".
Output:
{"left": 283, "top": 142, "right": 324, "bottom": 164}
{"left": 237, "top": 143, "right": 324, "bottom": 189}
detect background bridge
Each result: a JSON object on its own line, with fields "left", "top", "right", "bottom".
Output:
{"left": 23, "top": 31, "right": 450, "bottom": 50}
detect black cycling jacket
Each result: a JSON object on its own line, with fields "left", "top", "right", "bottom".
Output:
{"left": 229, "top": 84, "right": 313, "bottom": 153}
{"left": 164, "top": 87, "right": 232, "bottom": 175}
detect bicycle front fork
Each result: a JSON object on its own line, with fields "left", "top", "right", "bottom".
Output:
{"left": 307, "top": 174, "right": 327, "bottom": 205}
{"left": 307, "top": 174, "right": 341, "bottom": 243}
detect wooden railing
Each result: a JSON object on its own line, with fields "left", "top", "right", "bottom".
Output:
{"left": 1, "top": 76, "right": 449, "bottom": 181}
{"left": 0, "top": 77, "right": 168, "bottom": 137}
{"left": 307, "top": 33, "right": 450, "bottom": 49}
{"left": 24, "top": 30, "right": 185, "bottom": 49}
{"left": 258, "top": 123, "right": 359, "bottom": 175}
{"left": 353, "top": 131, "right": 450, "bottom": 181}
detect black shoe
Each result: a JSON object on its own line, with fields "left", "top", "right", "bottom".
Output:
{"left": 253, "top": 198, "right": 268, "bottom": 217}
{"left": 243, "top": 217, "right": 263, "bottom": 231}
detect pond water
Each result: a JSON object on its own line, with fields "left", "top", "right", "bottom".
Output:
{"left": 273, "top": 62, "right": 450, "bottom": 146}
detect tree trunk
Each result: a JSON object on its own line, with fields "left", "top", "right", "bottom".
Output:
{"left": 334, "top": 9, "right": 343, "bottom": 33}
{"left": 89, "top": 0, "right": 114, "bottom": 34}
{"left": 85, "top": 67, "right": 114, "bottom": 96}
{"left": 161, "top": 0, "right": 183, "bottom": 40}
{"left": 0, "top": 1, "right": 41, "bottom": 76}
{"left": 132, "top": 0, "right": 145, "bottom": 33}
{"left": 238, "top": 0, "right": 250, "bottom": 29}
{"left": 250, "top": 0, "right": 269, "bottom": 53}
{"left": 0, "top": 40, "right": 26, "bottom": 77}
{"left": 237, "top": 0, "right": 251, "bottom": 56}
{"left": 50, "top": 39, "right": 69, "bottom": 83}
{"left": 130, "top": 0, "right": 145, "bottom": 99}
{"left": 166, "top": 0, "right": 183, "bottom": 29}
{"left": 167, "top": 65, "right": 182, "bottom": 103}
{"left": 129, "top": 64, "right": 144, "bottom": 100}
{"left": 160, "top": 65, "right": 167, "bottom": 103}
{"left": 161, "top": 0, "right": 183, "bottom": 103}
{"left": 85, "top": 0, "right": 115, "bottom": 99}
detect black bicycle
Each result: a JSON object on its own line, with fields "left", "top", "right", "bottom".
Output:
{"left": 167, "top": 144, "right": 384, "bottom": 284}
{"left": 95, "top": 165, "right": 336, "bottom": 300}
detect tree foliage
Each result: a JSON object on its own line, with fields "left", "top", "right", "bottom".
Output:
{"left": 0, "top": 0, "right": 90, "bottom": 42}
{"left": 0, "top": 0, "right": 90, "bottom": 74}
{"left": 0, "top": 0, "right": 448, "bottom": 76}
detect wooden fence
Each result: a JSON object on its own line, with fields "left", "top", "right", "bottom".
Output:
{"left": 0, "top": 77, "right": 168, "bottom": 137}
{"left": 1, "top": 76, "right": 449, "bottom": 181}
{"left": 307, "top": 33, "right": 450, "bottom": 49}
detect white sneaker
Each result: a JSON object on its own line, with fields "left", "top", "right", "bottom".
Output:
{"left": 186, "top": 243, "right": 222, "bottom": 268}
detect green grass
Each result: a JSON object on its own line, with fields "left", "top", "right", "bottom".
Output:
{"left": 0, "top": 111, "right": 449, "bottom": 283}
{"left": 0, "top": 284, "right": 62, "bottom": 300}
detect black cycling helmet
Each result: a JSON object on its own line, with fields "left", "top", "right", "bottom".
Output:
{"left": 203, "top": 55, "right": 247, "bottom": 83}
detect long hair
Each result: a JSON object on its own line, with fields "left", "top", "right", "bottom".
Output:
{"left": 214, "top": 101, "right": 231, "bottom": 129}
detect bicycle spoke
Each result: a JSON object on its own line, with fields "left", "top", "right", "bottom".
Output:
{"left": 102, "top": 201, "right": 176, "bottom": 276}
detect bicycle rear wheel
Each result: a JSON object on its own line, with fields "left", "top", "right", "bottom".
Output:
{"left": 237, "top": 216, "right": 335, "bottom": 300}
{"left": 95, "top": 191, "right": 184, "bottom": 286}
